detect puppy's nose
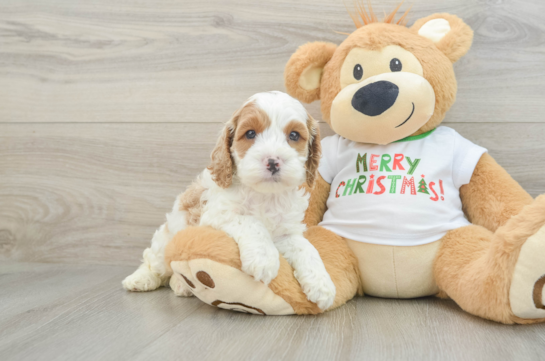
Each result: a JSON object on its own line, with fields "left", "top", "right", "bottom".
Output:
{"left": 265, "top": 158, "right": 281, "bottom": 175}
{"left": 352, "top": 81, "right": 399, "bottom": 116}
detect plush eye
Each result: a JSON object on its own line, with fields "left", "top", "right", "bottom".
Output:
{"left": 390, "top": 58, "right": 402, "bottom": 72}
{"left": 245, "top": 130, "right": 256, "bottom": 139}
{"left": 353, "top": 64, "right": 363, "bottom": 80}
{"left": 289, "top": 131, "right": 300, "bottom": 141}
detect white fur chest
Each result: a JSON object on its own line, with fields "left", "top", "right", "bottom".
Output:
{"left": 199, "top": 172, "right": 309, "bottom": 239}
{"left": 238, "top": 188, "right": 309, "bottom": 238}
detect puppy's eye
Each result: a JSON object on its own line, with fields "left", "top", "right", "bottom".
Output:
{"left": 353, "top": 64, "right": 363, "bottom": 80}
{"left": 390, "top": 58, "right": 402, "bottom": 72}
{"left": 289, "top": 131, "right": 300, "bottom": 141}
{"left": 245, "top": 130, "right": 256, "bottom": 139}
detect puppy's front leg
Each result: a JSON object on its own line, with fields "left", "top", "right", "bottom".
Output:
{"left": 223, "top": 217, "right": 280, "bottom": 285}
{"left": 275, "top": 234, "right": 336, "bottom": 310}
{"left": 202, "top": 214, "right": 280, "bottom": 285}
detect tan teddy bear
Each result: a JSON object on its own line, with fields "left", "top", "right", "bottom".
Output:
{"left": 164, "top": 5, "right": 545, "bottom": 324}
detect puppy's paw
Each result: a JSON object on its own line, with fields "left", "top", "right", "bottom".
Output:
{"left": 169, "top": 273, "right": 194, "bottom": 297}
{"left": 122, "top": 265, "right": 162, "bottom": 292}
{"left": 296, "top": 268, "right": 336, "bottom": 311}
{"left": 239, "top": 244, "right": 280, "bottom": 285}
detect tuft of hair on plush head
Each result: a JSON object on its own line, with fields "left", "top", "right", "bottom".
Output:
{"left": 345, "top": 0, "right": 411, "bottom": 28}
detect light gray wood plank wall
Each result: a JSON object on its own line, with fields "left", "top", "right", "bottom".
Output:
{"left": 1, "top": 0, "right": 545, "bottom": 266}
{"left": 1, "top": 0, "right": 545, "bottom": 123}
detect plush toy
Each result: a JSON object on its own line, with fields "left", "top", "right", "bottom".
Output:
{"left": 165, "top": 4, "right": 545, "bottom": 323}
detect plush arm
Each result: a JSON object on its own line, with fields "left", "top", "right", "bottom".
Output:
{"left": 303, "top": 173, "right": 331, "bottom": 228}
{"left": 460, "top": 153, "right": 533, "bottom": 232}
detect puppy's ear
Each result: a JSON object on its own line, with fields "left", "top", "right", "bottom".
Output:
{"left": 284, "top": 42, "right": 337, "bottom": 103}
{"left": 305, "top": 113, "right": 321, "bottom": 188}
{"left": 411, "top": 13, "right": 473, "bottom": 63}
{"left": 208, "top": 109, "right": 239, "bottom": 188}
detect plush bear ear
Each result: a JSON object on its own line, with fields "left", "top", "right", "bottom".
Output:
{"left": 411, "top": 13, "right": 474, "bottom": 63}
{"left": 284, "top": 42, "right": 337, "bottom": 103}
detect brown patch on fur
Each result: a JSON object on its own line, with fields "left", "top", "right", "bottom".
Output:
{"left": 178, "top": 181, "right": 207, "bottom": 226}
{"left": 434, "top": 195, "right": 545, "bottom": 324}
{"left": 208, "top": 101, "right": 273, "bottom": 187}
{"left": 460, "top": 153, "right": 533, "bottom": 232}
{"left": 346, "top": 1, "right": 411, "bottom": 28}
{"left": 304, "top": 113, "right": 321, "bottom": 188}
{"left": 283, "top": 120, "right": 309, "bottom": 155}
{"left": 232, "top": 103, "right": 271, "bottom": 159}
{"left": 208, "top": 109, "right": 239, "bottom": 188}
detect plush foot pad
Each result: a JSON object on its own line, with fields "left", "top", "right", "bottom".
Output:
{"left": 170, "top": 259, "right": 295, "bottom": 315}
{"left": 510, "top": 224, "right": 545, "bottom": 319}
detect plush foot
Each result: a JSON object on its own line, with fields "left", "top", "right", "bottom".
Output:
{"left": 122, "top": 264, "right": 164, "bottom": 292}
{"left": 170, "top": 258, "right": 294, "bottom": 315}
{"left": 510, "top": 223, "right": 545, "bottom": 321}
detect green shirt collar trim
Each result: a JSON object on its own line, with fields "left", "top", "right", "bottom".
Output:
{"left": 394, "top": 128, "right": 436, "bottom": 143}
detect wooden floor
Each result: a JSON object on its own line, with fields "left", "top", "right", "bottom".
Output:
{"left": 1, "top": 261, "right": 545, "bottom": 361}
{"left": 2, "top": 0, "right": 545, "bottom": 359}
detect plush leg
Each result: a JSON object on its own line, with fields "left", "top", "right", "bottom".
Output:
{"left": 164, "top": 226, "right": 360, "bottom": 315}
{"left": 434, "top": 195, "right": 545, "bottom": 324}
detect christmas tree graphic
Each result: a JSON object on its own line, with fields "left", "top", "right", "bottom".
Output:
{"left": 418, "top": 175, "right": 429, "bottom": 194}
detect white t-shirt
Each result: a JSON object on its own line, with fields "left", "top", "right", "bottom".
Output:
{"left": 318, "top": 126, "right": 487, "bottom": 246}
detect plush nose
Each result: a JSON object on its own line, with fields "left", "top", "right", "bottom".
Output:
{"left": 351, "top": 81, "right": 399, "bottom": 116}
{"left": 264, "top": 157, "right": 282, "bottom": 175}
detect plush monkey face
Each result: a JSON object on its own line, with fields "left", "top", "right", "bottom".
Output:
{"left": 285, "top": 12, "right": 474, "bottom": 145}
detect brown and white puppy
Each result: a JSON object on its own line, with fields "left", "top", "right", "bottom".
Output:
{"left": 123, "top": 91, "right": 336, "bottom": 310}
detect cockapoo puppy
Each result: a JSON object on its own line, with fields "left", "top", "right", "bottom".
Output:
{"left": 123, "top": 91, "right": 336, "bottom": 310}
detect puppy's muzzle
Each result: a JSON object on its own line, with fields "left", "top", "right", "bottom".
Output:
{"left": 352, "top": 81, "right": 399, "bottom": 116}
